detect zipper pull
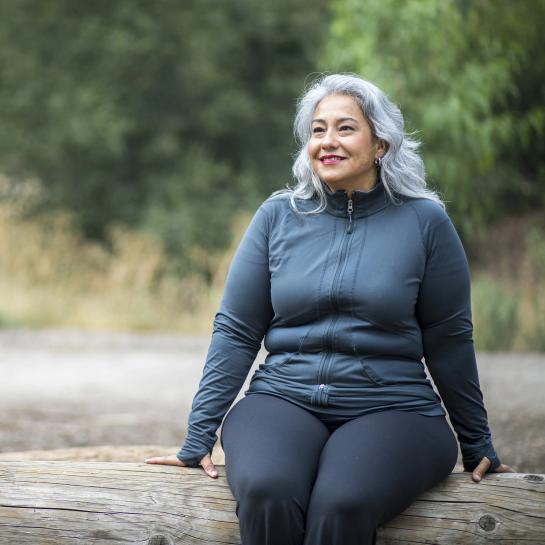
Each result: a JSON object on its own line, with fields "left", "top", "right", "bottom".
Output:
{"left": 347, "top": 199, "right": 353, "bottom": 234}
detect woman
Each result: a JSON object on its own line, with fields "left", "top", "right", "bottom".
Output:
{"left": 146, "top": 73, "right": 515, "bottom": 545}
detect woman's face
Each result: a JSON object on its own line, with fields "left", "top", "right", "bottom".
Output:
{"left": 308, "top": 93, "right": 384, "bottom": 193}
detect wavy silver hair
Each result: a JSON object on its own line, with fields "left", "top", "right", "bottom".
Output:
{"left": 269, "top": 73, "right": 445, "bottom": 212}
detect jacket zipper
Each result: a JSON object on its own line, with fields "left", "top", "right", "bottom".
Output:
{"left": 316, "top": 197, "right": 355, "bottom": 405}
{"left": 347, "top": 198, "right": 354, "bottom": 234}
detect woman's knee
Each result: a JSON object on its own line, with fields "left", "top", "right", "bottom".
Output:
{"left": 237, "top": 471, "right": 308, "bottom": 507}
{"left": 308, "top": 487, "right": 382, "bottom": 524}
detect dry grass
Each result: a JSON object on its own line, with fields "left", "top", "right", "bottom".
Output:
{"left": 0, "top": 199, "right": 243, "bottom": 333}
{"left": 471, "top": 211, "right": 545, "bottom": 351}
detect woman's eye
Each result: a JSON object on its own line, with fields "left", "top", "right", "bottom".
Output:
{"left": 312, "top": 126, "right": 324, "bottom": 134}
{"left": 340, "top": 125, "right": 354, "bottom": 131}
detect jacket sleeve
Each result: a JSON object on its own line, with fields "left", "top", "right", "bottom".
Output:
{"left": 415, "top": 212, "right": 501, "bottom": 473}
{"left": 177, "top": 205, "right": 274, "bottom": 467}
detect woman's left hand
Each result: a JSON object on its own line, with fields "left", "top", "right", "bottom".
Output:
{"left": 471, "top": 456, "right": 516, "bottom": 482}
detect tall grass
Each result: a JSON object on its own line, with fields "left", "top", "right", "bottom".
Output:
{"left": 472, "top": 277, "right": 520, "bottom": 351}
{"left": 471, "top": 216, "right": 545, "bottom": 352}
{"left": 0, "top": 199, "right": 234, "bottom": 333}
{"left": 478, "top": 281, "right": 545, "bottom": 352}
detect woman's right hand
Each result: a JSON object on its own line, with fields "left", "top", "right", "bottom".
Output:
{"left": 144, "top": 453, "right": 218, "bottom": 479}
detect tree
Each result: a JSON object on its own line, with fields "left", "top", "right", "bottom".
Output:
{"left": 322, "top": 0, "right": 545, "bottom": 240}
{"left": 0, "top": 0, "right": 327, "bottom": 276}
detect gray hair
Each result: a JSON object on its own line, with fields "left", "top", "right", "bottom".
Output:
{"left": 269, "top": 73, "right": 445, "bottom": 212}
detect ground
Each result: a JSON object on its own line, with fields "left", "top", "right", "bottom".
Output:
{"left": 0, "top": 329, "right": 543, "bottom": 472}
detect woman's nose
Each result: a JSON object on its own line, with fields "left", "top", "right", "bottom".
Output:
{"left": 321, "top": 128, "right": 338, "bottom": 148}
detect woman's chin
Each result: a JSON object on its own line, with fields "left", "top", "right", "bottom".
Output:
{"left": 322, "top": 179, "right": 354, "bottom": 193}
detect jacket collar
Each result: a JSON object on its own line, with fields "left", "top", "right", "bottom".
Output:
{"left": 322, "top": 178, "right": 391, "bottom": 219}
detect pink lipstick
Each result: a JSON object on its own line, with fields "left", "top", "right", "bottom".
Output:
{"left": 320, "top": 154, "right": 346, "bottom": 165}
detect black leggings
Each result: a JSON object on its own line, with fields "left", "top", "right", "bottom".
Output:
{"left": 220, "top": 393, "right": 458, "bottom": 545}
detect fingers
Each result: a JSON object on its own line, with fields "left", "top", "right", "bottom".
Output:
{"left": 199, "top": 453, "right": 218, "bottom": 479}
{"left": 496, "top": 463, "right": 517, "bottom": 473}
{"left": 471, "top": 456, "right": 491, "bottom": 482}
{"left": 144, "top": 454, "right": 186, "bottom": 467}
{"left": 471, "top": 457, "right": 518, "bottom": 482}
{"left": 143, "top": 453, "right": 219, "bottom": 479}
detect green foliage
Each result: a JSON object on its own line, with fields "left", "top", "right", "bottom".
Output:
{"left": 0, "top": 312, "right": 20, "bottom": 329}
{"left": 322, "top": 0, "right": 545, "bottom": 242}
{"left": 522, "top": 295, "right": 545, "bottom": 352}
{"left": 0, "top": 0, "right": 327, "bottom": 274}
{"left": 526, "top": 226, "right": 545, "bottom": 279}
{"left": 523, "top": 225, "right": 545, "bottom": 350}
{"left": 472, "top": 277, "right": 519, "bottom": 352}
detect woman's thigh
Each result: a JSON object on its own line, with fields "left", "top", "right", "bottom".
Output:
{"left": 305, "top": 410, "right": 458, "bottom": 529}
{"left": 220, "top": 393, "right": 331, "bottom": 505}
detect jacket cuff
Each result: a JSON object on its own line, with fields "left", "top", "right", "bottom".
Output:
{"left": 176, "top": 448, "right": 209, "bottom": 468}
{"left": 462, "top": 442, "right": 501, "bottom": 473}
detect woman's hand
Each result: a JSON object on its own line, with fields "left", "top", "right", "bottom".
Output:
{"left": 470, "top": 456, "right": 516, "bottom": 482}
{"left": 144, "top": 453, "right": 218, "bottom": 479}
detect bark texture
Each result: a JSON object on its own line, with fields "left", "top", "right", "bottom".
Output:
{"left": 0, "top": 461, "right": 543, "bottom": 544}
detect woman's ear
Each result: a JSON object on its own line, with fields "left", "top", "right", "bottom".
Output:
{"left": 377, "top": 138, "right": 387, "bottom": 156}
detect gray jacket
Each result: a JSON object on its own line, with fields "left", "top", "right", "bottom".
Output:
{"left": 177, "top": 179, "right": 500, "bottom": 472}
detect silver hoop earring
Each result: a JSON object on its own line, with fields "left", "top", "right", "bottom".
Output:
{"left": 374, "top": 156, "right": 382, "bottom": 167}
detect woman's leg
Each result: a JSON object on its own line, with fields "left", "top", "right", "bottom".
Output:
{"left": 303, "top": 410, "right": 458, "bottom": 545}
{"left": 220, "top": 393, "right": 331, "bottom": 545}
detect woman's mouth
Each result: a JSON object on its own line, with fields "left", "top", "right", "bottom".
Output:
{"left": 319, "top": 155, "right": 346, "bottom": 165}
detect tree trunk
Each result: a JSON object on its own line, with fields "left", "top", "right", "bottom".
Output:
{"left": 0, "top": 460, "right": 543, "bottom": 544}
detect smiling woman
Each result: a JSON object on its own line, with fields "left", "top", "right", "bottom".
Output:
{"left": 308, "top": 94, "right": 385, "bottom": 194}
{"left": 146, "top": 73, "right": 514, "bottom": 545}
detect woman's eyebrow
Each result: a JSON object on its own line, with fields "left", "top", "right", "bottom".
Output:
{"left": 311, "top": 117, "right": 359, "bottom": 124}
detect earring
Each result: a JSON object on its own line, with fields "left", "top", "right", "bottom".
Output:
{"left": 374, "top": 156, "right": 382, "bottom": 167}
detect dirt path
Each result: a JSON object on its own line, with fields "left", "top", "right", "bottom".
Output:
{"left": 0, "top": 329, "right": 543, "bottom": 472}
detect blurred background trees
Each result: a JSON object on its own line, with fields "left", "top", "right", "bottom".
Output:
{"left": 324, "top": 0, "right": 545, "bottom": 239}
{"left": 0, "top": 0, "right": 543, "bottom": 346}
{"left": 0, "top": 0, "right": 327, "bottom": 278}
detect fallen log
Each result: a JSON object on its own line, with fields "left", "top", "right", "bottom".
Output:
{"left": 0, "top": 461, "right": 543, "bottom": 544}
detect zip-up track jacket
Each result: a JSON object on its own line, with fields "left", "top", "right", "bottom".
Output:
{"left": 177, "top": 179, "right": 501, "bottom": 472}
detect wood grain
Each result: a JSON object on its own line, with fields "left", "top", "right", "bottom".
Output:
{"left": 0, "top": 461, "right": 543, "bottom": 544}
